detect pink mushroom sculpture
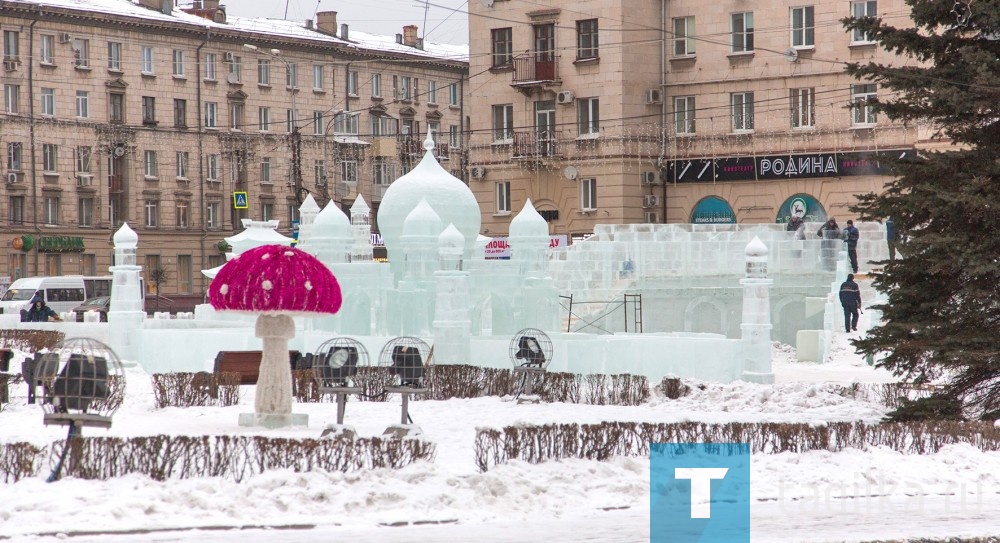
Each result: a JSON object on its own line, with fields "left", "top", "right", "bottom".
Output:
{"left": 209, "top": 244, "right": 342, "bottom": 423}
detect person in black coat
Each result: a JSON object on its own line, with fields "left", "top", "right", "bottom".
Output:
{"left": 838, "top": 274, "right": 862, "bottom": 333}
{"left": 22, "top": 295, "right": 61, "bottom": 322}
{"left": 843, "top": 219, "right": 860, "bottom": 273}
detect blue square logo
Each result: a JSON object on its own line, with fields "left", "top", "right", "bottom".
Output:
{"left": 650, "top": 443, "right": 750, "bottom": 543}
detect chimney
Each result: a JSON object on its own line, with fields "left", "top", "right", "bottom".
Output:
{"left": 305, "top": 19, "right": 313, "bottom": 30}
{"left": 396, "top": 34, "right": 403, "bottom": 44}
{"left": 317, "top": 11, "right": 337, "bottom": 36}
{"left": 340, "top": 23, "right": 349, "bottom": 41}
{"left": 402, "top": 25, "right": 418, "bottom": 47}
{"left": 203, "top": 0, "right": 219, "bottom": 8}
{"left": 160, "top": 0, "right": 172, "bottom": 15}
{"left": 136, "top": 0, "right": 159, "bottom": 10}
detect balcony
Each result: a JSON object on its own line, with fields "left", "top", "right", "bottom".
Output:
{"left": 435, "top": 143, "right": 450, "bottom": 161}
{"left": 397, "top": 134, "right": 422, "bottom": 158}
{"left": 512, "top": 55, "right": 558, "bottom": 87}
{"left": 108, "top": 175, "right": 123, "bottom": 193}
{"left": 513, "top": 132, "right": 559, "bottom": 159}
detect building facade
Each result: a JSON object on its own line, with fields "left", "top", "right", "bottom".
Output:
{"left": 466, "top": 0, "right": 923, "bottom": 237}
{"left": 0, "top": 0, "right": 467, "bottom": 296}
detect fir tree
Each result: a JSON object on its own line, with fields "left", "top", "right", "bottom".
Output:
{"left": 844, "top": 1, "right": 1000, "bottom": 418}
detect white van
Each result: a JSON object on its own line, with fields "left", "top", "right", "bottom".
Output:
{"left": 0, "top": 276, "right": 89, "bottom": 316}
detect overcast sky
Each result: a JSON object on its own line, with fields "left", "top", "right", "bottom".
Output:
{"left": 222, "top": 0, "right": 470, "bottom": 45}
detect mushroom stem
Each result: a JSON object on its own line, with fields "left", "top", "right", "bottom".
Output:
{"left": 254, "top": 313, "right": 296, "bottom": 415}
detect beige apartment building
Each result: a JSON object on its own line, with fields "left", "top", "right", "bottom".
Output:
{"left": 467, "top": 0, "right": 920, "bottom": 237}
{"left": 0, "top": 0, "right": 467, "bottom": 297}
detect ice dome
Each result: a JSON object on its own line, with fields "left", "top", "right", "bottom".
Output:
{"left": 438, "top": 223, "right": 465, "bottom": 251}
{"left": 313, "top": 200, "right": 351, "bottom": 237}
{"left": 377, "top": 134, "right": 480, "bottom": 261}
{"left": 745, "top": 236, "right": 768, "bottom": 257}
{"left": 509, "top": 199, "right": 548, "bottom": 239}
{"left": 402, "top": 198, "right": 444, "bottom": 238}
{"left": 113, "top": 222, "right": 138, "bottom": 248}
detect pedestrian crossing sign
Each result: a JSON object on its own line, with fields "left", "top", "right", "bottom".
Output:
{"left": 233, "top": 191, "right": 248, "bottom": 209}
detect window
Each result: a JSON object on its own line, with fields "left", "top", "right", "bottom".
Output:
{"left": 206, "top": 155, "right": 219, "bottom": 181}
{"left": 577, "top": 19, "right": 599, "bottom": 60}
{"left": 204, "top": 102, "right": 218, "bottom": 127}
{"left": 580, "top": 178, "right": 597, "bottom": 211}
{"left": 852, "top": 83, "right": 877, "bottom": 125}
{"left": 673, "top": 16, "right": 695, "bottom": 56}
{"left": 79, "top": 254, "right": 96, "bottom": 276}
{"left": 373, "top": 157, "right": 395, "bottom": 185}
{"left": 315, "top": 160, "right": 327, "bottom": 185}
{"left": 44, "top": 196, "right": 59, "bottom": 225}
{"left": 177, "top": 255, "right": 192, "bottom": 292}
{"left": 206, "top": 202, "right": 220, "bottom": 228}
{"left": 428, "top": 80, "right": 438, "bottom": 104}
{"left": 259, "top": 107, "right": 271, "bottom": 131}
{"left": 9, "top": 196, "right": 24, "bottom": 225}
{"left": 790, "top": 88, "right": 815, "bottom": 128}
{"left": 852, "top": 1, "right": 877, "bottom": 43}
{"left": 43, "top": 144, "right": 58, "bottom": 173}
{"left": 172, "top": 49, "right": 185, "bottom": 76}
{"left": 260, "top": 157, "right": 272, "bottom": 183}
{"left": 41, "top": 88, "right": 55, "bottom": 116}
{"left": 71, "top": 38, "right": 90, "bottom": 68}
{"left": 107, "top": 41, "right": 122, "bottom": 71}
{"left": 371, "top": 115, "right": 397, "bottom": 136}
{"left": 141, "top": 46, "right": 154, "bottom": 74}
{"left": 9, "top": 252, "right": 27, "bottom": 279}
{"left": 40, "top": 35, "right": 54, "bottom": 64}
{"left": 144, "top": 150, "right": 158, "bottom": 178}
{"left": 145, "top": 256, "right": 161, "bottom": 291}
{"left": 674, "top": 96, "right": 696, "bottom": 134}
{"left": 449, "top": 125, "right": 459, "bottom": 148}
{"left": 174, "top": 99, "right": 187, "bottom": 127}
{"left": 348, "top": 71, "right": 359, "bottom": 95}
{"left": 496, "top": 181, "right": 511, "bottom": 213}
{"left": 334, "top": 112, "right": 359, "bottom": 135}
{"left": 491, "top": 28, "right": 513, "bottom": 67}
{"left": 449, "top": 83, "right": 458, "bottom": 105}
{"left": 4, "top": 84, "right": 18, "bottom": 114}
{"left": 313, "top": 64, "right": 324, "bottom": 89}
{"left": 286, "top": 63, "right": 298, "bottom": 88}
{"left": 791, "top": 6, "right": 815, "bottom": 47}
{"left": 731, "top": 12, "right": 754, "bottom": 52}
{"left": 176, "top": 202, "right": 189, "bottom": 228}
{"left": 228, "top": 54, "right": 241, "bottom": 82}
{"left": 731, "top": 92, "right": 754, "bottom": 131}
{"left": 257, "top": 59, "right": 270, "bottom": 85}
{"left": 7, "top": 142, "right": 22, "bottom": 170}
{"left": 3, "top": 30, "right": 19, "bottom": 60}
{"left": 261, "top": 201, "right": 274, "bottom": 222}
{"left": 230, "top": 102, "right": 244, "bottom": 130}
{"left": 144, "top": 199, "right": 159, "bottom": 227}
{"left": 79, "top": 198, "right": 94, "bottom": 227}
{"left": 492, "top": 104, "right": 514, "bottom": 141}
{"left": 204, "top": 52, "right": 217, "bottom": 80}
{"left": 341, "top": 160, "right": 357, "bottom": 184}
{"left": 400, "top": 76, "right": 412, "bottom": 100}
{"left": 45, "top": 254, "right": 62, "bottom": 276}
{"left": 76, "top": 146, "right": 92, "bottom": 173}
{"left": 110, "top": 93, "right": 124, "bottom": 123}
{"left": 313, "top": 111, "right": 325, "bottom": 135}
{"left": 176, "top": 151, "right": 189, "bottom": 179}
{"left": 76, "top": 91, "right": 89, "bottom": 117}
{"left": 372, "top": 73, "right": 382, "bottom": 97}
{"left": 287, "top": 109, "right": 297, "bottom": 132}
{"left": 578, "top": 97, "right": 600, "bottom": 135}
{"left": 142, "top": 96, "right": 156, "bottom": 124}
{"left": 109, "top": 199, "right": 120, "bottom": 226}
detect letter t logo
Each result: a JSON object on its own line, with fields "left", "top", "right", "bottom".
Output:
{"left": 675, "top": 467, "right": 729, "bottom": 518}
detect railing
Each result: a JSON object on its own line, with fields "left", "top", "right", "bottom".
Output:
{"left": 397, "top": 135, "right": 423, "bottom": 157}
{"left": 512, "top": 55, "right": 558, "bottom": 85}
{"left": 435, "top": 143, "right": 450, "bottom": 160}
{"left": 108, "top": 175, "right": 123, "bottom": 193}
{"left": 513, "top": 131, "right": 558, "bottom": 158}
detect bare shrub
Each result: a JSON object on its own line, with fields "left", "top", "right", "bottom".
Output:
{"left": 658, "top": 377, "right": 692, "bottom": 399}
{"left": 151, "top": 372, "right": 241, "bottom": 408}
{"left": 353, "top": 366, "right": 394, "bottom": 402}
{"left": 0, "top": 330, "right": 65, "bottom": 352}
{"left": 0, "top": 441, "right": 45, "bottom": 483}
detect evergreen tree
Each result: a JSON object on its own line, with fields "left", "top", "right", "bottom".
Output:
{"left": 844, "top": 1, "right": 1000, "bottom": 418}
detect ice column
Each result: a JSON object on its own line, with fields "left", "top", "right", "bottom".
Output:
{"left": 108, "top": 223, "right": 145, "bottom": 364}
{"left": 508, "top": 199, "right": 560, "bottom": 332}
{"left": 740, "top": 236, "right": 775, "bottom": 383}
{"left": 309, "top": 201, "right": 352, "bottom": 264}
{"left": 389, "top": 198, "right": 442, "bottom": 335}
{"left": 296, "top": 194, "right": 321, "bottom": 247}
{"left": 349, "top": 194, "right": 373, "bottom": 262}
{"left": 433, "top": 224, "right": 472, "bottom": 365}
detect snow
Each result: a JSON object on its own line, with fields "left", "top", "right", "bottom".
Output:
{"left": 2, "top": 322, "right": 997, "bottom": 542}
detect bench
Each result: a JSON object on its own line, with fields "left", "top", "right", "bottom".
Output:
{"left": 213, "top": 350, "right": 301, "bottom": 385}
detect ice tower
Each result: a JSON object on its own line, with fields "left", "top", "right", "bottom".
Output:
{"left": 740, "top": 236, "right": 775, "bottom": 383}
{"left": 507, "top": 200, "right": 560, "bottom": 332}
{"left": 108, "top": 223, "right": 145, "bottom": 363}
{"left": 307, "top": 201, "right": 352, "bottom": 264}
{"left": 349, "top": 195, "right": 373, "bottom": 262}
{"left": 433, "top": 224, "right": 472, "bottom": 365}
{"left": 296, "top": 194, "right": 321, "bottom": 247}
{"left": 387, "top": 198, "right": 443, "bottom": 335}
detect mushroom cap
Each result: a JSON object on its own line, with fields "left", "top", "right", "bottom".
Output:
{"left": 208, "top": 244, "right": 342, "bottom": 315}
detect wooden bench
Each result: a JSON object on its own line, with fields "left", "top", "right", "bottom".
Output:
{"left": 213, "top": 350, "right": 301, "bottom": 385}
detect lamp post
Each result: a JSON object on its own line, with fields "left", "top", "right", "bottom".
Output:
{"left": 244, "top": 44, "right": 304, "bottom": 204}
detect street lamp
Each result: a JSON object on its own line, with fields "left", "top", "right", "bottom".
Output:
{"left": 244, "top": 44, "right": 304, "bottom": 203}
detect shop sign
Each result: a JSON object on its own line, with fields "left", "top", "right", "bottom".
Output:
{"left": 665, "top": 149, "right": 911, "bottom": 183}
{"left": 485, "top": 235, "right": 568, "bottom": 259}
{"left": 775, "top": 194, "right": 827, "bottom": 224}
{"left": 38, "top": 236, "right": 85, "bottom": 253}
{"left": 690, "top": 196, "right": 736, "bottom": 224}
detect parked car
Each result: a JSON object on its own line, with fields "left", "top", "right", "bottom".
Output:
{"left": 71, "top": 296, "right": 111, "bottom": 322}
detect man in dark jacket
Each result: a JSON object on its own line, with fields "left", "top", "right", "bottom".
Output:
{"left": 22, "top": 295, "right": 60, "bottom": 322}
{"left": 817, "top": 218, "right": 841, "bottom": 271}
{"left": 843, "top": 220, "right": 860, "bottom": 273}
{"left": 886, "top": 217, "right": 900, "bottom": 261}
{"left": 839, "top": 274, "right": 862, "bottom": 333}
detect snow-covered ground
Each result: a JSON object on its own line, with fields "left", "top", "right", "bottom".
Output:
{"left": 2, "top": 317, "right": 997, "bottom": 542}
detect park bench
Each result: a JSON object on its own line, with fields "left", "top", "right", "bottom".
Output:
{"left": 212, "top": 350, "right": 301, "bottom": 385}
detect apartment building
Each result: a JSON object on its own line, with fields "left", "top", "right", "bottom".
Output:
{"left": 467, "top": 0, "right": 919, "bottom": 236}
{"left": 0, "top": 0, "right": 467, "bottom": 296}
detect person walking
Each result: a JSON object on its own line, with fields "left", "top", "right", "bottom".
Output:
{"left": 843, "top": 219, "right": 860, "bottom": 273}
{"left": 786, "top": 215, "right": 806, "bottom": 239}
{"left": 886, "top": 216, "right": 900, "bottom": 261}
{"left": 839, "top": 273, "right": 862, "bottom": 333}
{"left": 22, "top": 295, "right": 61, "bottom": 322}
